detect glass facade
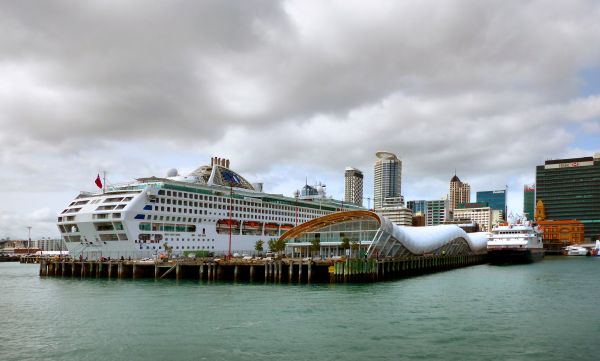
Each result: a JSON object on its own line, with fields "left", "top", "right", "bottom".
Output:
{"left": 536, "top": 157, "right": 600, "bottom": 241}
{"left": 407, "top": 200, "right": 426, "bottom": 214}
{"left": 286, "top": 219, "right": 379, "bottom": 245}
{"left": 523, "top": 185, "right": 535, "bottom": 221}
{"left": 476, "top": 190, "right": 506, "bottom": 219}
{"left": 407, "top": 199, "right": 448, "bottom": 226}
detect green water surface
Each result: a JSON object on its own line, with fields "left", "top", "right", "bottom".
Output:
{"left": 1, "top": 257, "right": 598, "bottom": 361}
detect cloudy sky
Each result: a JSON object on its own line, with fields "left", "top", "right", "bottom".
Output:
{"left": 1, "top": 0, "right": 600, "bottom": 239}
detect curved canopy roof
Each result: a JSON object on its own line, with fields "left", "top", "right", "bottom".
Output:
{"left": 280, "top": 210, "right": 487, "bottom": 258}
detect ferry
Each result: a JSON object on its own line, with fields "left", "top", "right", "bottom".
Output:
{"left": 486, "top": 222, "right": 544, "bottom": 264}
{"left": 57, "top": 157, "right": 361, "bottom": 259}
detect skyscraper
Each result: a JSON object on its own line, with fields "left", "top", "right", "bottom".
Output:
{"left": 344, "top": 167, "right": 363, "bottom": 206}
{"left": 523, "top": 185, "right": 535, "bottom": 221}
{"left": 374, "top": 151, "right": 402, "bottom": 209}
{"left": 449, "top": 174, "right": 470, "bottom": 213}
{"left": 476, "top": 189, "right": 506, "bottom": 220}
{"left": 536, "top": 153, "right": 600, "bottom": 241}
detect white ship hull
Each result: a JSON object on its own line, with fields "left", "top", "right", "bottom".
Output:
{"left": 58, "top": 159, "right": 360, "bottom": 259}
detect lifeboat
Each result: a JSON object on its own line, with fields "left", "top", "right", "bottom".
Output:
{"left": 280, "top": 224, "right": 294, "bottom": 230}
{"left": 242, "top": 221, "right": 263, "bottom": 235}
{"left": 264, "top": 223, "right": 279, "bottom": 229}
{"left": 243, "top": 221, "right": 262, "bottom": 229}
{"left": 216, "top": 219, "right": 240, "bottom": 234}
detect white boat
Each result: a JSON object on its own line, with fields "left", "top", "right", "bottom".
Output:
{"left": 563, "top": 245, "right": 588, "bottom": 256}
{"left": 57, "top": 157, "right": 361, "bottom": 259}
{"left": 486, "top": 222, "right": 544, "bottom": 264}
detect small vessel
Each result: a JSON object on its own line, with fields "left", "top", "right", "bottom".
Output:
{"left": 487, "top": 222, "right": 544, "bottom": 264}
{"left": 563, "top": 245, "right": 588, "bottom": 256}
{"left": 593, "top": 240, "right": 600, "bottom": 257}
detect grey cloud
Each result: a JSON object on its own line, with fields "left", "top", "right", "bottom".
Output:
{"left": 1, "top": 1, "right": 600, "bottom": 237}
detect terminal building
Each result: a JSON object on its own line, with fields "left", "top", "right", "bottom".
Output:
{"left": 536, "top": 153, "right": 600, "bottom": 241}
{"left": 280, "top": 210, "right": 488, "bottom": 259}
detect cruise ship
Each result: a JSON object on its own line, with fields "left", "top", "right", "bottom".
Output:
{"left": 57, "top": 157, "right": 361, "bottom": 259}
{"left": 486, "top": 222, "right": 544, "bottom": 264}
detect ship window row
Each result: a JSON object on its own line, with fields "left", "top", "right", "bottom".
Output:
{"left": 136, "top": 238, "right": 214, "bottom": 243}
{"left": 69, "top": 200, "right": 89, "bottom": 206}
{"left": 155, "top": 193, "right": 328, "bottom": 214}
{"left": 58, "top": 216, "right": 78, "bottom": 222}
{"left": 142, "top": 245, "right": 215, "bottom": 250}
{"left": 139, "top": 211, "right": 311, "bottom": 224}
{"left": 94, "top": 222, "right": 125, "bottom": 231}
{"left": 92, "top": 213, "right": 121, "bottom": 220}
{"left": 96, "top": 204, "right": 127, "bottom": 211}
{"left": 139, "top": 223, "right": 196, "bottom": 232}
{"left": 61, "top": 207, "right": 82, "bottom": 214}
{"left": 144, "top": 204, "right": 325, "bottom": 220}
{"left": 62, "top": 234, "right": 127, "bottom": 242}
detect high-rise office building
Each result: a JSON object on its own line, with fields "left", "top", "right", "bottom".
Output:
{"left": 476, "top": 190, "right": 506, "bottom": 220}
{"left": 523, "top": 185, "right": 535, "bottom": 221}
{"left": 536, "top": 153, "right": 600, "bottom": 241}
{"left": 374, "top": 151, "right": 402, "bottom": 209}
{"left": 427, "top": 199, "right": 450, "bottom": 226}
{"left": 344, "top": 167, "right": 364, "bottom": 206}
{"left": 449, "top": 175, "right": 470, "bottom": 214}
{"left": 407, "top": 199, "right": 449, "bottom": 226}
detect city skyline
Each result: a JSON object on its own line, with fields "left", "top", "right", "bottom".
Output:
{"left": 2, "top": 1, "right": 600, "bottom": 238}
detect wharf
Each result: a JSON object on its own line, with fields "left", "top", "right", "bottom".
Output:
{"left": 38, "top": 254, "right": 486, "bottom": 283}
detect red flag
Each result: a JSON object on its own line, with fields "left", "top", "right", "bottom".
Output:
{"left": 95, "top": 174, "right": 103, "bottom": 189}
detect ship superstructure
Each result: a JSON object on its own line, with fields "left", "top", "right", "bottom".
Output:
{"left": 486, "top": 222, "right": 544, "bottom": 264}
{"left": 57, "top": 157, "right": 361, "bottom": 259}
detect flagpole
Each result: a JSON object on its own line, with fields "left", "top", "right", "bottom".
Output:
{"left": 103, "top": 171, "right": 106, "bottom": 194}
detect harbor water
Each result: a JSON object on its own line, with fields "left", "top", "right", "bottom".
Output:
{"left": 1, "top": 257, "right": 599, "bottom": 361}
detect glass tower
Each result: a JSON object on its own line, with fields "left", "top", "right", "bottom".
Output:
{"left": 523, "top": 185, "right": 535, "bottom": 221}
{"left": 536, "top": 154, "right": 600, "bottom": 241}
{"left": 476, "top": 190, "right": 506, "bottom": 220}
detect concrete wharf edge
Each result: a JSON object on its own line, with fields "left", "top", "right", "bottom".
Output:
{"left": 38, "top": 254, "right": 487, "bottom": 283}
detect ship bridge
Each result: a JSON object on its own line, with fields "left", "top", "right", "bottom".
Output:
{"left": 279, "top": 211, "right": 488, "bottom": 259}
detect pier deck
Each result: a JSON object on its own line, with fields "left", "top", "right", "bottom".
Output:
{"left": 38, "top": 254, "right": 486, "bottom": 283}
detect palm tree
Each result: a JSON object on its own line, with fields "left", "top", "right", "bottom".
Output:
{"left": 310, "top": 238, "right": 321, "bottom": 257}
{"left": 255, "top": 240, "right": 264, "bottom": 256}
{"left": 340, "top": 237, "right": 350, "bottom": 257}
{"left": 163, "top": 242, "right": 173, "bottom": 260}
{"left": 350, "top": 240, "right": 360, "bottom": 259}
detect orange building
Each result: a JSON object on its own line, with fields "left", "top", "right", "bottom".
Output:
{"left": 537, "top": 219, "right": 585, "bottom": 253}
